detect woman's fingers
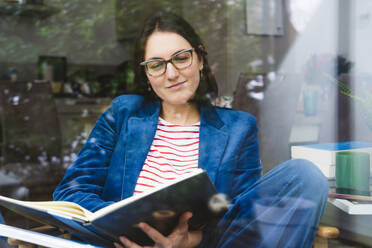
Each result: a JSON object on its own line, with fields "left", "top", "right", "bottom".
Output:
{"left": 175, "top": 212, "right": 193, "bottom": 233}
{"left": 7, "top": 237, "right": 19, "bottom": 245}
{"left": 8, "top": 238, "right": 35, "bottom": 248}
{"left": 19, "top": 245, "right": 36, "bottom": 248}
{"left": 117, "top": 213, "right": 193, "bottom": 248}
{"left": 117, "top": 236, "right": 142, "bottom": 248}
{"left": 116, "top": 225, "right": 166, "bottom": 248}
{"left": 138, "top": 222, "right": 169, "bottom": 246}
{"left": 114, "top": 242, "right": 124, "bottom": 248}
{"left": 167, "top": 212, "right": 192, "bottom": 242}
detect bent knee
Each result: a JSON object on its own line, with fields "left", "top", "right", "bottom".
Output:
{"left": 282, "top": 159, "right": 329, "bottom": 196}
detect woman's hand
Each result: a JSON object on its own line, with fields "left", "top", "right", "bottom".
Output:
{"left": 7, "top": 225, "right": 66, "bottom": 248}
{"left": 114, "top": 212, "right": 202, "bottom": 248}
{"left": 8, "top": 238, "right": 35, "bottom": 248}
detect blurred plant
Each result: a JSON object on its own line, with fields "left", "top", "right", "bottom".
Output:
{"left": 304, "top": 54, "right": 372, "bottom": 131}
{"left": 325, "top": 73, "right": 372, "bottom": 131}
{"left": 320, "top": 55, "right": 372, "bottom": 131}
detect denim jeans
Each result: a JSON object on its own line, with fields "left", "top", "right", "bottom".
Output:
{"left": 201, "top": 159, "right": 329, "bottom": 248}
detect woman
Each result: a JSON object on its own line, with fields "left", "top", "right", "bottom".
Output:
{"left": 53, "top": 12, "right": 328, "bottom": 248}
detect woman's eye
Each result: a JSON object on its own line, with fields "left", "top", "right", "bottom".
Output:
{"left": 174, "top": 54, "right": 189, "bottom": 62}
{"left": 148, "top": 62, "right": 164, "bottom": 70}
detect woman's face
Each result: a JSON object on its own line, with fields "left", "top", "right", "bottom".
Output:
{"left": 143, "top": 31, "right": 203, "bottom": 106}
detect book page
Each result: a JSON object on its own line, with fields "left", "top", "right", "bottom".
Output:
{"left": 29, "top": 201, "right": 93, "bottom": 219}
{"left": 0, "top": 196, "right": 92, "bottom": 221}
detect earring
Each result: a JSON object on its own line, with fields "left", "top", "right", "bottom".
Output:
{"left": 147, "top": 83, "right": 151, "bottom": 92}
{"left": 200, "top": 70, "right": 205, "bottom": 81}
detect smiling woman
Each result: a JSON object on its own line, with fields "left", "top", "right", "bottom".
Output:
{"left": 142, "top": 31, "right": 203, "bottom": 123}
{"left": 133, "top": 12, "right": 218, "bottom": 106}
{"left": 52, "top": 11, "right": 329, "bottom": 248}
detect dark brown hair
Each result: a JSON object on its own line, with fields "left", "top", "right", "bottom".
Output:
{"left": 132, "top": 11, "right": 218, "bottom": 103}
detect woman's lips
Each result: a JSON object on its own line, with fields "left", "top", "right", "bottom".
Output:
{"left": 167, "top": 81, "right": 186, "bottom": 90}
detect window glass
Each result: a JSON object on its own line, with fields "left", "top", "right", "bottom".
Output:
{"left": 0, "top": 0, "right": 371, "bottom": 246}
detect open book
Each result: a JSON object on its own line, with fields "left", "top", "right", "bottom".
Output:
{"left": 0, "top": 169, "right": 228, "bottom": 246}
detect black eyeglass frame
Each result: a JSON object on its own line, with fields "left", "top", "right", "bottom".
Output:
{"left": 140, "top": 48, "right": 195, "bottom": 77}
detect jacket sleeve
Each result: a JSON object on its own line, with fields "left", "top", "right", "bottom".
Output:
{"left": 53, "top": 107, "right": 117, "bottom": 212}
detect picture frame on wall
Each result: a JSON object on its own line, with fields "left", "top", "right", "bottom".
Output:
{"left": 246, "top": 0, "right": 284, "bottom": 36}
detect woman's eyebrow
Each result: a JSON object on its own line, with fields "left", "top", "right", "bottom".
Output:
{"left": 172, "top": 48, "right": 190, "bottom": 56}
{"left": 146, "top": 49, "right": 189, "bottom": 60}
{"left": 145, "top": 57, "right": 164, "bottom": 61}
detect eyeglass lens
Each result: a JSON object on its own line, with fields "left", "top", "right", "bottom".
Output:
{"left": 146, "top": 50, "right": 193, "bottom": 76}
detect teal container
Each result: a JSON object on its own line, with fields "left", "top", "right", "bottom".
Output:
{"left": 335, "top": 151, "right": 370, "bottom": 192}
{"left": 303, "top": 90, "right": 318, "bottom": 116}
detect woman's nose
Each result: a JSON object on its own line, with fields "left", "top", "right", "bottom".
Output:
{"left": 165, "top": 62, "right": 179, "bottom": 80}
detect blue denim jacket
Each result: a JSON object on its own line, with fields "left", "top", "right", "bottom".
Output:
{"left": 53, "top": 95, "right": 262, "bottom": 212}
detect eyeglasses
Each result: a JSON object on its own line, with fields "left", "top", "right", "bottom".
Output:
{"left": 140, "top": 48, "right": 194, "bottom": 77}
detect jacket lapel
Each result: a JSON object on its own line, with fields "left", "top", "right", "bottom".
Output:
{"left": 122, "top": 100, "right": 160, "bottom": 198}
{"left": 199, "top": 104, "right": 228, "bottom": 183}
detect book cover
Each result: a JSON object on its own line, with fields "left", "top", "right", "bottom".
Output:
{"left": 291, "top": 141, "right": 372, "bottom": 178}
{"left": 0, "top": 169, "right": 227, "bottom": 246}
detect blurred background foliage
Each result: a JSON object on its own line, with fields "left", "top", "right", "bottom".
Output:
{"left": 0, "top": 0, "right": 266, "bottom": 96}
{"left": 0, "top": 0, "right": 118, "bottom": 63}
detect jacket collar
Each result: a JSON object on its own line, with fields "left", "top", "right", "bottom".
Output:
{"left": 199, "top": 103, "right": 228, "bottom": 182}
{"left": 122, "top": 100, "right": 161, "bottom": 198}
{"left": 122, "top": 101, "right": 228, "bottom": 198}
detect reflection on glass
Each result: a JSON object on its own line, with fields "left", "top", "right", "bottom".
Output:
{"left": 0, "top": 0, "right": 371, "bottom": 246}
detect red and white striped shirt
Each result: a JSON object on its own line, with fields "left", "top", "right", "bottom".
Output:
{"left": 133, "top": 117, "right": 200, "bottom": 195}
